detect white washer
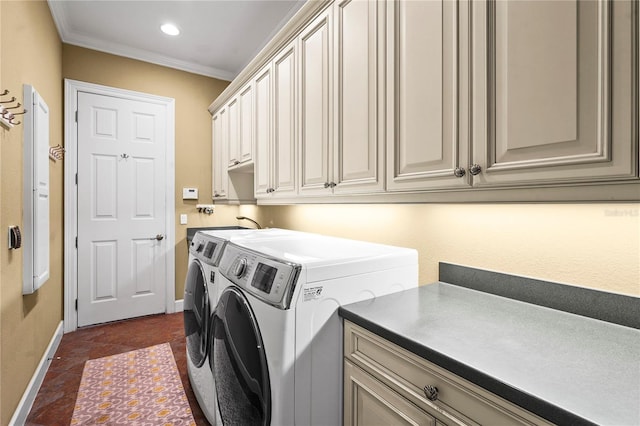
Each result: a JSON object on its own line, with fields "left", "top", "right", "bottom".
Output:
{"left": 184, "top": 228, "right": 308, "bottom": 424}
{"left": 211, "top": 234, "right": 418, "bottom": 425}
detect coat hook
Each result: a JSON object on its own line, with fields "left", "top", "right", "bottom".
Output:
{"left": 0, "top": 96, "right": 16, "bottom": 104}
{"left": 0, "top": 89, "right": 9, "bottom": 96}
{"left": 2, "top": 109, "right": 26, "bottom": 122}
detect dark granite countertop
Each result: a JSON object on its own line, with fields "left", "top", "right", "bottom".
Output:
{"left": 339, "top": 281, "right": 640, "bottom": 425}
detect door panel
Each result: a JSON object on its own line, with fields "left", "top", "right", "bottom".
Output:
{"left": 472, "top": 0, "right": 637, "bottom": 186}
{"left": 239, "top": 82, "right": 254, "bottom": 164}
{"left": 273, "top": 43, "right": 297, "bottom": 195}
{"left": 77, "top": 91, "right": 167, "bottom": 327}
{"left": 227, "top": 98, "right": 240, "bottom": 167}
{"left": 386, "top": 0, "right": 468, "bottom": 191}
{"left": 212, "top": 109, "right": 229, "bottom": 199}
{"left": 92, "top": 241, "right": 117, "bottom": 300}
{"left": 335, "top": 0, "right": 384, "bottom": 193}
{"left": 299, "top": 9, "right": 332, "bottom": 196}
{"left": 254, "top": 65, "right": 273, "bottom": 197}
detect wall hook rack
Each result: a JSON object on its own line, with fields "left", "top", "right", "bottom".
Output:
{"left": 49, "top": 144, "right": 65, "bottom": 162}
{"left": 0, "top": 89, "right": 25, "bottom": 128}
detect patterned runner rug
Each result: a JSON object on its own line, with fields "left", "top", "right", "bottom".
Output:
{"left": 71, "top": 343, "right": 195, "bottom": 425}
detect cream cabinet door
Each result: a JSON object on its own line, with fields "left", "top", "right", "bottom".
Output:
{"left": 333, "top": 0, "right": 385, "bottom": 194}
{"left": 238, "top": 81, "right": 254, "bottom": 166}
{"left": 272, "top": 41, "right": 298, "bottom": 197}
{"left": 254, "top": 64, "right": 273, "bottom": 198}
{"left": 386, "top": 0, "right": 470, "bottom": 191}
{"left": 344, "top": 360, "right": 436, "bottom": 426}
{"left": 226, "top": 97, "right": 240, "bottom": 168}
{"left": 298, "top": 7, "right": 333, "bottom": 196}
{"left": 212, "top": 109, "right": 228, "bottom": 199}
{"left": 471, "top": 0, "right": 637, "bottom": 187}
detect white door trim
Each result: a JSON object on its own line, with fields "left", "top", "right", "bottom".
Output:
{"left": 64, "top": 79, "right": 176, "bottom": 333}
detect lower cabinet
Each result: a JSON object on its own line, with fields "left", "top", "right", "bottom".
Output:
{"left": 344, "top": 321, "right": 551, "bottom": 426}
{"left": 345, "top": 361, "right": 437, "bottom": 426}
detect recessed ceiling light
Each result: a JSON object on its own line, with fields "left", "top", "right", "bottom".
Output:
{"left": 161, "top": 23, "right": 180, "bottom": 36}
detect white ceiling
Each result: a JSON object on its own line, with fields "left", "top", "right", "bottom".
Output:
{"left": 48, "top": 0, "right": 306, "bottom": 81}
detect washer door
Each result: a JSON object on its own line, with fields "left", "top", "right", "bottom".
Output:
{"left": 212, "top": 286, "right": 271, "bottom": 426}
{"left": 184, "top": 259, "right": 209, "bottom": 367}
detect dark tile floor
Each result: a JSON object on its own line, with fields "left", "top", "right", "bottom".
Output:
{"left": 25, "top": 313, "right": 209, "bottom": 426}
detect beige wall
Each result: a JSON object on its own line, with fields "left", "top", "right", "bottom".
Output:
{"left": 239, "top": 203, "right": 640, "bottom": 296}
{"left": 0, "top": 1, "right": 63, "bottom": 423}
{"left": 62, "top": 45, "right": 232, "bottom": 299}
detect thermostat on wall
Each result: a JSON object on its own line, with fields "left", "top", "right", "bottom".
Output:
{"left": 182, "top": 187, "right": 198, "bottom": 200}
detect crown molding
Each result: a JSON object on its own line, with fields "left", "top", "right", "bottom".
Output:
{"left": 48, "top": 0, "right": 234, "bottom": 81}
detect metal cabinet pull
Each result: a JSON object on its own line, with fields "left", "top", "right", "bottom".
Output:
{"left": 454, "top": 167, "right": 466, "bottom": 178}
{"left": 469, "top": 164, "right": 482, "bottom": 176}
{"left": 423, "top": 385, "right": 438, "bottom": 401}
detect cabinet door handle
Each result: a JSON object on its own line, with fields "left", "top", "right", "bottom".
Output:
{"left": 324, "top": 182, "right": 330, "bottom": 188}
{"left": 423, "top": 385, "right": 438, "bottom": 401}
{"left": 233, "top": 160, "right": 240, "bottom": 165}
{"left": 469, "top": 164, "right": 482, "bottom": 176}
{"left": 453, "top": 167, "right": 466, "bottom": 178}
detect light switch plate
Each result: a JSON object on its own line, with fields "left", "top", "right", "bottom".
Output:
{"left": 180, "top": 214, "right": 188, "bottom": 225}
{"left": 182, "top": 187, "right": 198, "bottom": 200}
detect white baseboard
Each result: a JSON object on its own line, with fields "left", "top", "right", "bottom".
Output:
{"left": 9, "top": 321, "right": 64, "bottom": 426}
{"left": 174, "top": 299, "right": 184, "bottom": 312}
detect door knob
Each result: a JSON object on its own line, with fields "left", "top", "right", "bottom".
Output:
{"left": 453, "top": 167, "right": 466, "bottom": 178}
{"left": 150, "top": 234, "right": 164, "bottom": 241}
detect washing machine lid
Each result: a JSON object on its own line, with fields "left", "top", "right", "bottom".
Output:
{"left": 192, "top": 228, "right": 307, "bottom": 265}
{"left": 230, "top": 234, "right": 418, "bottom": 283}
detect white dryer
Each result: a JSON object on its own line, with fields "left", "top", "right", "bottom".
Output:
{"left": 210, "top": 234, "right": 418, "bottom": 425}
{"left": 184, "top": 228, "right": 308, "bottom": 424}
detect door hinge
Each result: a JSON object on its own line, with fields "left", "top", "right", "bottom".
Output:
{"left": 75, "top": 173, "right": 78, "bottom": 185}
{"left": 75, "top": 110, "right": 78, "bottom": 122}
{"left": 75, "top": 299, "right": 78, "bottom": 311}
{"left": 75, "top": 236, "right": 78, "bottom": 248}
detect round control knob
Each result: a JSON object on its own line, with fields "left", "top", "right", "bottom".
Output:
{"left": 453, "top": 167, "right": 466, "bottom": 178}
{"left": 233, "top": 258, "right": 247, "bottom": 278}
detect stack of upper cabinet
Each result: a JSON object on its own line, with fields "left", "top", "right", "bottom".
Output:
{"left": 209, "top": 0, "right": 639, "bottom": 204}
{"left": 212, "top": 83, "right": 255, "bottom": 203}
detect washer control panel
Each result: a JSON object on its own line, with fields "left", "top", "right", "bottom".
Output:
{"left": 220, "top": 243, "right": 300, "bottom": 309}
{"left": 189, "top": 232, "right": 226, "bottom": 266}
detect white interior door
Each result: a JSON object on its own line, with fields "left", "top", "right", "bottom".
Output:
{"left": 77, "top": 91, "right": 167, "bottom": 327}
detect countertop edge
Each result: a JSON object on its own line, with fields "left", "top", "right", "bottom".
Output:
{"left": 338, "top": 306, "right": 596, "bottom": 426}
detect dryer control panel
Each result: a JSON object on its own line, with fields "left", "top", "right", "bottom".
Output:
{"left": 190, "top": 232, "right": 226, "bottom": 266}
{"left": 219, "top": 243, "right": 301, "bottom": 310}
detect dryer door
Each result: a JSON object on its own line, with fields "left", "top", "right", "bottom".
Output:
{"left": 212, "top": 286, "right": 271, "bottom": 426}
{"left": 184, "top": 259, "right": 210, "bottom": 367}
